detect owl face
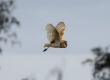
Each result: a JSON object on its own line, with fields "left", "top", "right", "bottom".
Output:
{"left": 63, "top": 41, "right": 68, "bottom": 48}
{"left": 60, "top": 40, "right": 68, "bottom": 48}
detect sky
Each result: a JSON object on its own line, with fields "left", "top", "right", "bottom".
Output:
{"left": 0, "top": 0, "right": 110, "bottom": 80}
{"left": 1, "top": 0, "right": 110, "bottom": 54}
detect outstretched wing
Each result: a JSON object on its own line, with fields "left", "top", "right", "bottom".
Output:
{"left": 55, "top": 22, "right": 66, "bottom": 40}
{"left": 46, "top": 24, "right": 59, "bottom": 43}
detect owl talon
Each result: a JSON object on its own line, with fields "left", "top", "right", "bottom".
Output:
{"left": 43, "top": 49, "right": 47, "bottom": 52}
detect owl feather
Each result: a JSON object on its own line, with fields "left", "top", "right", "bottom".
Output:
{"left": 43, "top": 22, "right": 68, "bottom": 52}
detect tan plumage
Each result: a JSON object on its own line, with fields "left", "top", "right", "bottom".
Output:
{"left": 43, "top": 22, "right": 68, "bottom": 52}
{"left": 56, "top": 22, "right": 66, "bottom": 41}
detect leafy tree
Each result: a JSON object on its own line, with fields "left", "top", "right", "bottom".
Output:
{"left": 82, "top": 47, "right": 110, "bottom": 80}
{"left": 0, "top": 0, "right": 20, "bottom": 53}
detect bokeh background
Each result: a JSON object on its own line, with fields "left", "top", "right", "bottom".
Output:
{"left": 0, "top": 0, "right": 110, "bottom": 80}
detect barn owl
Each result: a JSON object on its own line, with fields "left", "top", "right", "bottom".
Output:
{"left": 43, "top": 22, "right": 68, "bottom": 52}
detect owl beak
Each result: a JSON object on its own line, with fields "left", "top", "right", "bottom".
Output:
{"left": 64, "top": 41, "right": 67, "bottom": 48}
{"left": 64, "top": 44, "right": 67, "bottom": 48}
{"left": 64, "top": 44, "right": 66, "bottom": 48}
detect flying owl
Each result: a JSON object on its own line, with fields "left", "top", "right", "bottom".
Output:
{"left": 43, "top": 22, "right": 68, "bottom": 52}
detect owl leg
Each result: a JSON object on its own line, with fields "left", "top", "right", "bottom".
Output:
{"left": 44, "top": 43, "right": 51, "bottom": 47}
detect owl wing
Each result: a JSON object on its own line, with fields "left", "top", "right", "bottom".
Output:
{"left": 46, "top": 24, "right": 59, "bottom": 43}
{"left": 55, "top": 22, "right": 66, "bottom": 40}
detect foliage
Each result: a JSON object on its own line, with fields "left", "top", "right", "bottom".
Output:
{"left": 83, "top": 47, "right": 110, "bottom": 80}
{"left": 0, "top": 0, "right": 20, "bottom": 53}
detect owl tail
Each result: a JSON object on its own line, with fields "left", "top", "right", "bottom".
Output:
{"left": 43, "top": 47, "right": 49, "bottom": 52}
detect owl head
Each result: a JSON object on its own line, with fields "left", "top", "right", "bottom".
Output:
{"left": 60, "top": 40, "right": 68, "bottom": 48}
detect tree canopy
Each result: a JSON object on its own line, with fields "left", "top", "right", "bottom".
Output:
{"left": 0, "top": 0, "right": 20, "bottom": 53}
